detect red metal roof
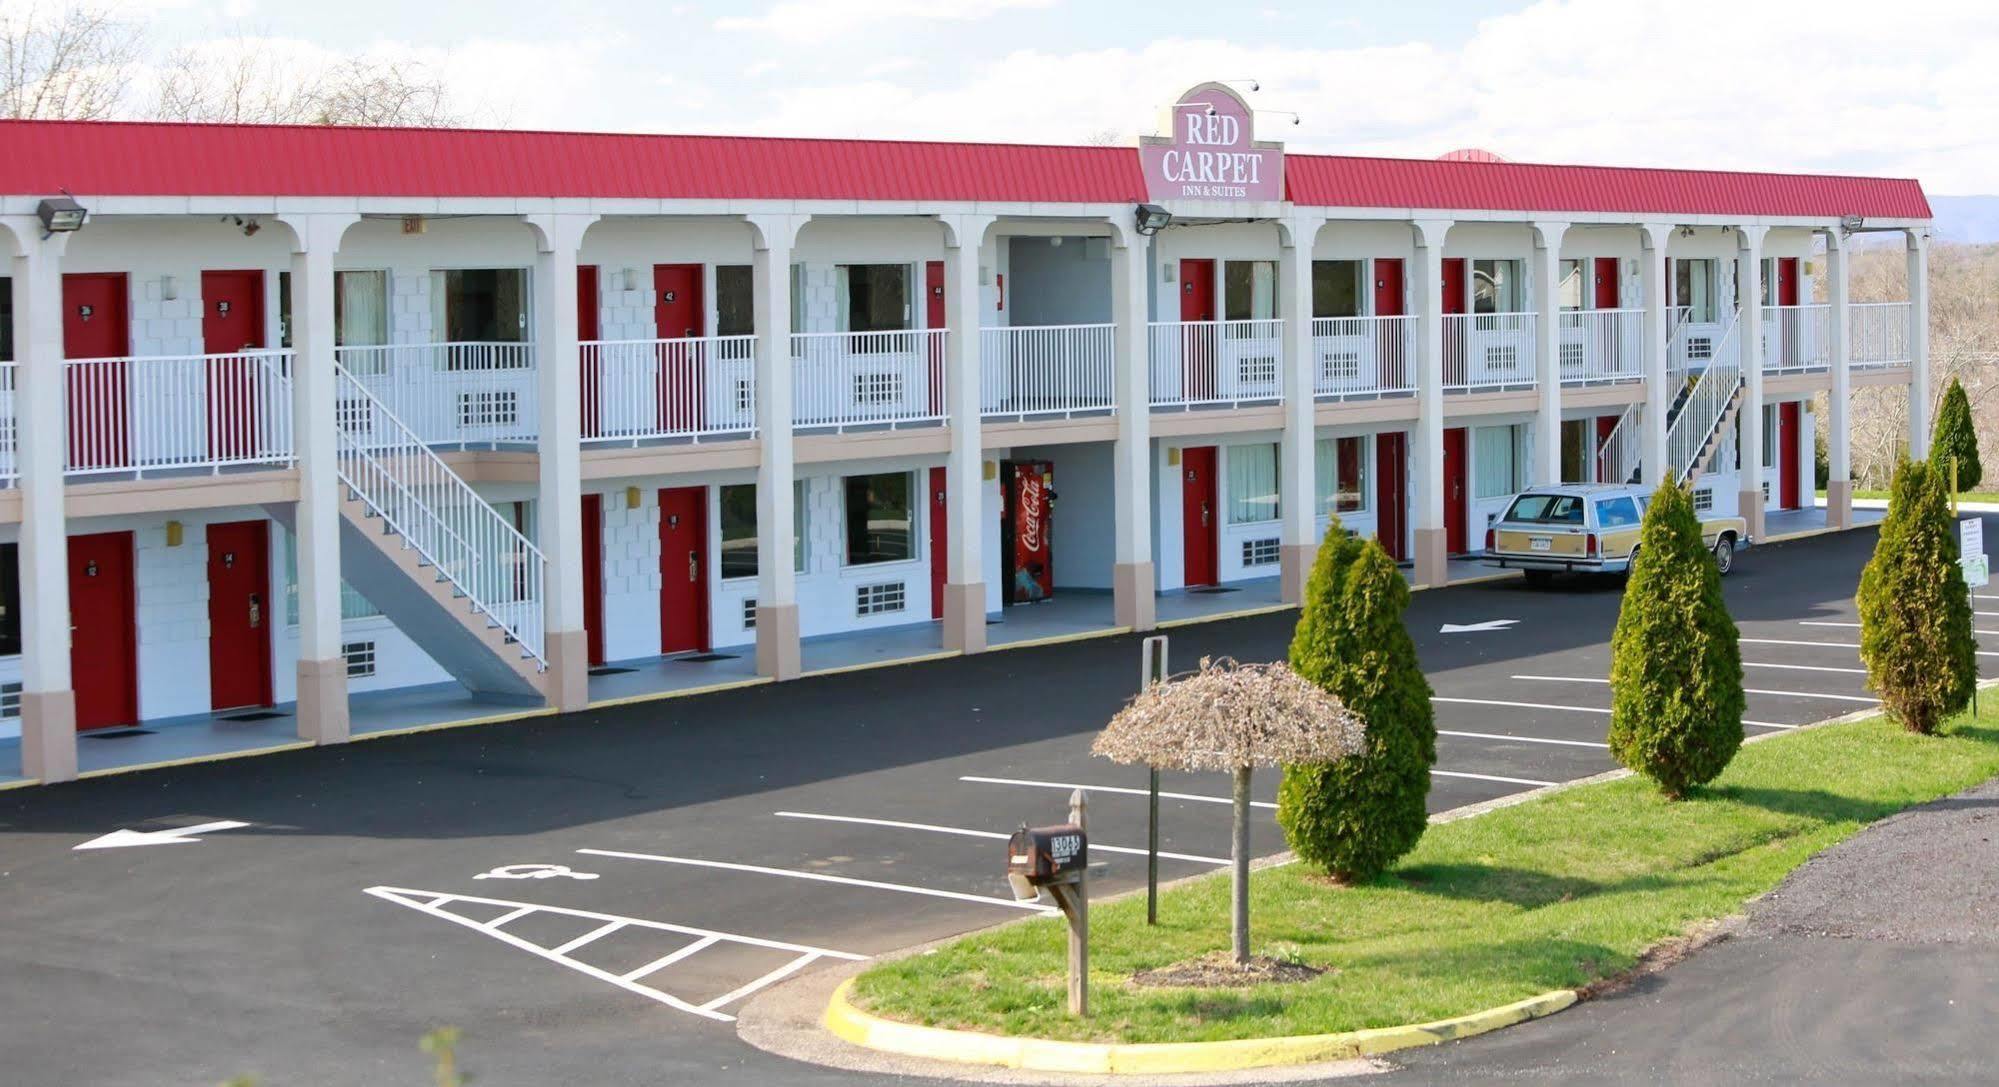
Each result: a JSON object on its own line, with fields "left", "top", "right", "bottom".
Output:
{"left": 0, "top": 119, "right": 1931, "bottom": 220}
{"left": 1284, "top": 153, "right": 1932, "bottom": 220}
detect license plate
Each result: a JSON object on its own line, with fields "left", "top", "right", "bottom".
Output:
{"left": 1529, "top": 537, "right": 1553, "bottom": 552}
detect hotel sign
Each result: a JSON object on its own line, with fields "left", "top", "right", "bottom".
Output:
{"left": 1139, "top": 82, "right": 1284, "bottom": 203}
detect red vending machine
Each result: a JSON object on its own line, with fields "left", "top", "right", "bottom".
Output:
{"left": 1002, "top": 460, "right": 1055, "bottom": 605}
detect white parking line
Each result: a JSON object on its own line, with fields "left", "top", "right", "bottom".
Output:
{"left": 1435, "top": 695, "right": 1791, "bottom": 730}
{"left": 959, "top": 775, "right": 1277, "bottom": 810}
{"left": 700, "top": 953, "right": 823, "bottom": 1013}
{"left": 1739, "top": 636, "right": 1999, "bottom": 659}
{"left": 1743, "top": 661, "right": 1867, "bottom": 675}
{"left": 1437, "top": 729, "right": 1608, "bottom": 749}
{"left": 577, "top": 848, "right": 1056, "bottom": 913}
{"left": 1803, "top": 620, "right": 1999, "bottom": 636}
{"left": 622, "top": 935, "right": 719, "bottom": 982}
{"left": 774, "top": 811, "right": 1229, "bottom": 866}
{"left": 1512, "top": 674, "right": 1878, "bottom": 704}
{"left": 1432, "top": 769, "right": 1558, "bottom": 787}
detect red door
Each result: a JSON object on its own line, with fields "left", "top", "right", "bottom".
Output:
{"left": 657, "top": 486, "right": 709, "bottom": 655}
{"left": 1775, "top": 257, "right": 1802, "bottom": 369}
{"left": 68, "top": 531, "right": 138, "bottom": 730}
{"left": 654, "top": 264, "right": 704, "bottom": 434}
{"left": 1179, "top": 259, "right": 1217, "bottom": 401}
{"left": 1443, "top": 427, "right": 1469, "bottom": 554}
{"left": 63, "top": 273, "right": 130, "bottom": 471}
{"left": 1779, "top": 401, "right": 1802, "bottom": 510}
{"left": 1373, "top": 259, "right": 1407, "bottom": 388}
{"left": 581, "top": 493, "right": 605, "bottom": 666}
{"left": 925, "top": 261, "right": 946, "bottom": 417}
{"left": 206, "top": 520, "right": 272, "bottom": 711}
{"left": 1441, "top": 259, "right": 1468, "bottom": 315}
{"left": 1592, "top": 257, "right": 1620, "bottom": 309}
{"left": 1441, "top": 258, "right": 1468, "bottom": 382}
{"left": 1776, "top": 257, "right": 1800, "bottom": 307}
{"left": 928, "top": 466, "right": 947, "bottom": 619}
{"left": 578, "top": 264, "right": 601, "bottom": 439}
{"left": 1375, "top": 431, "right": 1408, "bottom": 561}
{"left": 1181, "top": 446, "right": 1218, "bottom": 587}
{"left": 1595, "top": 414, "right": 1620, "bottom": 483}
{"left": 201, "top": 270, "right": 266, "bottom": 463}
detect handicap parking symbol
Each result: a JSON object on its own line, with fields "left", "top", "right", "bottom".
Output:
{"left": 474, "top": 863, "right": 599, "bottom": 881}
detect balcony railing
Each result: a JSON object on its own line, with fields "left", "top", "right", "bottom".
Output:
{"left": 1444, "top": 312, "right": 1536, "bottom": 392}
{"left": 1763, "top": 304, "right": 1832, "bottom": 374}
{"left": 580, "top": 336, "right": 757, "bottom": 445}
{"left": 1148, "top": 318, "right": 1284, "bottom": 408}
{"left": 979, "top": 324, "right": 1116, "bottom": 419}
{"left": 1558, "top": 308, "right": 1643, "bottom": 385}
{"left": 791, "top": 329, "right": 947, "bottom": 430}
{"left": 336, "top": 342, "right": 537, "bottom": 448}
{"left": 1851, "top": 302, "right": 1913, "bottom": 370}
{"left": 1311, "top": 316, "right": 1413, "bottom": 399}
{"left": 64, "top": 350, "right": 295, "bottom": 477}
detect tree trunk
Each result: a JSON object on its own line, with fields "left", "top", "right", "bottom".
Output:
{"left": 1231, "top": 765, "right": 1252, "bottom": 966}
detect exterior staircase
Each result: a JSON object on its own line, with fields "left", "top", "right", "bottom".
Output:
{"left": 1594, "top": 307, "right": 1745, "bottom": 486}
{"left": 270, "top": 364, "right": 548, "bottom": 702}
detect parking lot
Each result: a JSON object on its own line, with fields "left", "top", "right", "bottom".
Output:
{"left": 0, "top": 519, "right": 1978, "bottom": 1087}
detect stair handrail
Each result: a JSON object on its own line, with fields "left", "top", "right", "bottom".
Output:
{"left": 1593, "top": 400, "right": 1642, "bottom": 485}
{"left": 1667, "top": 310, "right": 1744, "bottom": 483}
{"left": 332, "top": 363, "right": 546, "bottom": 665}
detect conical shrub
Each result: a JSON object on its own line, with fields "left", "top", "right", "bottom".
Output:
{"left": 1607, "top": 475, "right": 1744, "bottom": 798}
{"left": 1858, "top": 458, "right": 1977, "bottom": 734}
{"left": 1932, "top": 377, "right": 1982, "bottom": 492}
{"left": 1278, "top": 526, "right": 1435, "bottom": 881}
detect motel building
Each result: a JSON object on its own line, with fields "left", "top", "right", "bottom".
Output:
{"left": 0, "top": 82, "right": 1932, "bottom": 783}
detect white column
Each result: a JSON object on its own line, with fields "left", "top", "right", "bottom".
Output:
{"left": 1411, "top": 220, "right": 1451, "bottom": 587}
{"left": 280, "top": 213, "right": 359, "bottom": 744}
{"left": 5, "top": 223, "right": 74, "bottom": 781}
{"left": 526, "top": 213, "right": 598, "bottom": 711}
{"left": 1639, "top": 223, "right": 1672, "bottom": 487}
{"left": 749, "top": 214, "right": 802, "bottom": 678}
{"left": 1531, "top": 222, "right": 1569, "bottom": 487}
{"left": 1907, "top": 229, "right": 1932, "bottom": 459}
{"left": 1109, "top": 223, "right": 1154, "bottom": 631}
{"left": 940, "top": 214, "right": 993, "bottom": 652}
{"left": 1737, "top": 226, "right": 1766, "bottom": 540}
{"left": 1826, "top": 229, "right": 1854, "bottom": 529}
{"left": 1277, "top": 216, "right": 1323, "bottom": 603}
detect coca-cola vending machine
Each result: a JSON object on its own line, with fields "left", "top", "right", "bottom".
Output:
{"left": 1002, "top": 460, "right": 1055, "bottom": 605}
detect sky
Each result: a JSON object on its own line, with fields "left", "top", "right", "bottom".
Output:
{"left": 104, "top": 0, "right": 1999, "bottom": 193}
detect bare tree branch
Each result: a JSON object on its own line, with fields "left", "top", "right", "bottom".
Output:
{"left": 0, "top": 3, "right": 138, "bottom": 119}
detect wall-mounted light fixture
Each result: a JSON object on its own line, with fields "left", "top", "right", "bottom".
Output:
{"left": 164, "top": 520, "right": 184, "bottom": 548}
{"left": 1049, "top": 236, "right": 1063, "bottom": 248}
{"left": 1134, "top": 203, "right": 1172, "bottom": 237}
{"left": 36, "top": 194, "right": 87, "bottom": 237}
{"left": 625, "top": 485, "right": 641, "bottom": 510}
{"left": 1839, "top": 214, "right": 1865, "bottom": 235}
{"left": 160, "top": 275, "right": 178, "bottom": 302}
{"left": 1678, "top": 225, "right": 1696, "bottom": 238}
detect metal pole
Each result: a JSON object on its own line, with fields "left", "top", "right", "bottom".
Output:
{"left": 1140, "top": 635, "right": 1168, "bottom": 925}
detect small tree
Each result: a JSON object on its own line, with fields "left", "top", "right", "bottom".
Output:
{"left": 1607, "top": 475, "right": 1744, "bottom": 798}
{"left": 1859, "top": 458, "right": 1978, "bottom": 734}
{"left": 1932, "top": 377, "right": 1983, "bottom": 493}
{"left": 1277, "top": 531, "right": 1436, "bottom": 881}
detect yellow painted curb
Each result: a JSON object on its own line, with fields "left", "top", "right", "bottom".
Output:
{"left": 350, "top": 705, "right": 558, "bottom": 742}
{"left": 988, "top": 625, "right": 1134, "bottom": 652}
{"left": 1156, "top": 603, "right": 1294, "bottom": 629}
{"left": 74, "top": 738, "right": 317, "bottom": 781}
{"left": 585, "top": 675, "right": 773, "bottom": 710}
{"left": 803, "top": 649, "right": 961, "bottom": 679}
{"left": 824, "top": 978, "right": 1577, "bottom": 1075}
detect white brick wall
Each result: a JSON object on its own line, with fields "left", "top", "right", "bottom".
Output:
{"left": 599, "top": 490, "right": 664, "bottom": 660}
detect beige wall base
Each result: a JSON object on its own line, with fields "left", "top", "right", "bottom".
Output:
{"left": 756, "top": 604, "right": 802, "bottom": 681}
{"left": 296, "top": 657, "right": 351, "bottom": 745}
{"left": 1280, "top": 544, "right": 1315, "bottom": 604}
{"left": 544, "top": 628, "right": 590, "bottom": 712}
{"left": 1113, "top": 562, "right": 1156, "bottom": 632}
{"left": 1827, "top": 479, "right": 1854, "bottom": 530}
{"left": 1414, "top": 528, "right": 1449, "bottom": 588}
{"left": 20, "top": 689, "right": 77, "bottom": 783}
{"left": 942, "top": 582, "right": 987, "bottom": 654}
{"left": 1739, "top": 488, "right": 1767, "bottom": 542}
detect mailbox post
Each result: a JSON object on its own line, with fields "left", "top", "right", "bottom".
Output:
{"left": 1005, "top": 788, "right": 1090, "bottom": 1016}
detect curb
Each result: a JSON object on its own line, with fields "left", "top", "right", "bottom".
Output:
{"left": 823, "top": 978, "right": 1575, "bottom": 1075}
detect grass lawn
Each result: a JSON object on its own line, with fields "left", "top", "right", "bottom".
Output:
{"left": 851, "top": 706, "right": 1999, "bottom": 1044}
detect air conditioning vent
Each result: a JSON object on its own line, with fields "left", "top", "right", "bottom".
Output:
{"left": 343, "top": 640, "right": 377, "bottom": 678}
{"left": 1485, "top": 345, "right": 1521, "bottom": 372}
{"left": 1242, "top": 537, "right": 1280, "bottom": 567}
{"left": 0, "top": 681, "right": 19, "bottom": 720}
{"left": 1237, "top": 354, "right": 1278, "bottom": 387}
{"left": 1559, "top": 342, "right": 1585, "bottom": 371}
{"left": 457, "top": 390, "right": 520, "bottom": 427}
{"left": 853, "top": 372, "right": 904, "bottom": 405}
{"left": 742, "top": 598, "right": 757, "bottom": 630}
{"left": 1687, "top": 337, "right": 1714, "bottom": 361}
{"left": 1694, "top": 488, "right": 1715, "bottom": 513}
{"left": 855, "top": 582, "right": 906, "bottom": 616}
{"left": 1319, "top": 352, "right": 1362, "bottom": 383}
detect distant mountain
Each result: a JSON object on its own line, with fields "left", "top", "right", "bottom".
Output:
{"left": 1928, "top": 196, "right": 1999, "bottom": 244}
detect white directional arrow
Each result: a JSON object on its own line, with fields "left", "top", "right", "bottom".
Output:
{"left": 1440, "top": 619, "right": 1520, "bottom": 634}
{"left": 73, "top": 820, "right": 250, "bottom": 851}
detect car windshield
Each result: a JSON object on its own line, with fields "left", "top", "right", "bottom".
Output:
{"left": 1504, "top": 494, "right": 1586, "bottom": 524}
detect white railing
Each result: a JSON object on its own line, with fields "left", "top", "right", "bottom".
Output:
{"left": 1669, "top": 306, "right": 1735, "bottom": 376}
{"left": 980, "top": 324, "right": 1116, "bottom": 419}
{"left": 1311, "top": 316, "right": 1414, "bottom": 399}
{"left": 333, "top": 363, "right": 545, "bottom": 665}
{"left": 0, "top": 361, "right": 15, "bottom": 486}
{"left": 580, "top": 336, "right": 757, "bottom": 444}
{"left": 1148, "top": 318, "right": 1285, "bottom": 407}
{"left": 1851, "top": 302, "right": 1913, "bottom": 369}
{"left": 1593, "top": 401, "right": 1642, "bottom": 486}
{"left": 791, "top": 329, "right": 947, "bottom": 430}
{"left": 1668, "top": 315, "right": 1744, "bottom": 482}
{"left": 1444, "top": 312, "right": 1536, "bottom": 392}
{"left": 1559, "top": 308, "right": 1644, "bottom": 385}
{"left": 335, "top": 342, "right": 537, "bottom": 447}
{"left": 64, "top": 350, "right": 295, "bottom": 476}
{"left": 1764, "top": 304, "right": 1832, "bottom": 374}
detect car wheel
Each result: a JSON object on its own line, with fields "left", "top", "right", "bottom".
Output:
{"left": 1714, "top": 534, "right": 1735, "bottom": 576}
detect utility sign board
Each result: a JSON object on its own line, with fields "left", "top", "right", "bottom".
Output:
{"left": 1962, "top": 519, "right": 1987, "bottom": 588}
{"left": 1139, "top": 82, "right": 1285, "bottom": 203}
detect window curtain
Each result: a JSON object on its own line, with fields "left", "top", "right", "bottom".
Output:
{"left": 834, "top": 266, "right": 851, "bottom": 333}
{"left": 1251, "top": 260, "right": 1275, "bottom": 320}
{"left": 1227, "top": 443, "right": 1279, "bottom": 524}
{"left": 336, "top": 270, "right": 388, "bottom": 347}
{"left": 494, "top": 269, "right": 526, "bottom": 342}
{"left": 1316, "top": 437, "right": 1366, "bottom": 514}
{"left": 1473, "top": 425, "right": 1519, "bottom": 499}
{"left": 1315, "top": 438, "right": 1338, "bottom": 515}
{"left": 429, "top": 270, "right": 448, "bottom": 343}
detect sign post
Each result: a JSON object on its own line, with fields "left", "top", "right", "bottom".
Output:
{"left": 1963, "top": 514, "right": 1987, "bottom": 717}
{"left": 1140, "top": 635, "right": 1169, "bottom": 925}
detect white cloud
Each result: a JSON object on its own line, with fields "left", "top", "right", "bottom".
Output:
{"left": 716, "top": 0, "right": 1056, "bottom": 39}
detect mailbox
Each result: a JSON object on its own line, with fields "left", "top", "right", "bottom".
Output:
{"left": 1006, "top": 822, "right": 1087, "bottom": 900}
